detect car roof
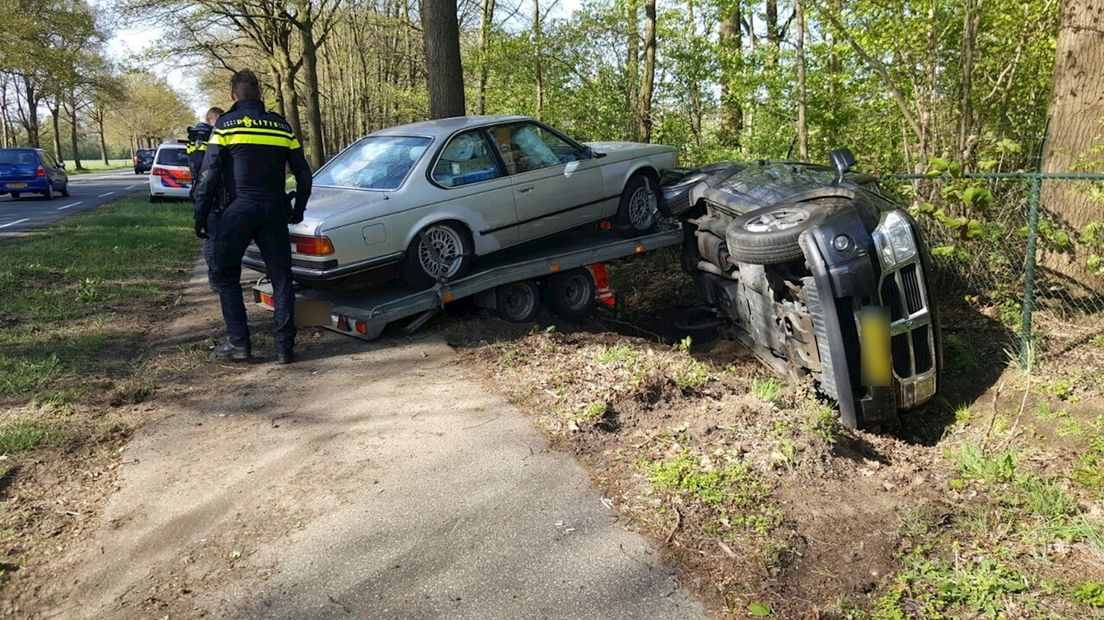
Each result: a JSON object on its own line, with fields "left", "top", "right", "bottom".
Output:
{"left": 370, "top": 115, "right": 531, "bottom": 138}
{"left": 157, "top": 143, "right": 185, "bottom": 149}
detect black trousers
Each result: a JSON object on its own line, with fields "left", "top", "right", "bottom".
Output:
{"left": 209, "top": 198, "right": 296, "bottom": 352}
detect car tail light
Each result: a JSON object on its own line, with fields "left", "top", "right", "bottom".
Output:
{"left": 36, "top": 165, "right": 45, "bottom": 177}
{"left": 289, "top": 234, "right": 334, "bottom": 256}
{"left": 150, "top": 166, "right": 165, "bottom": 176}
{"left": 133, "top": 156, "right": 139, "bottom": 164}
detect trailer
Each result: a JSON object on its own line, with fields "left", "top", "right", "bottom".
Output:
{"left": 252, "top": 223, "right": 685, "bottom": 341}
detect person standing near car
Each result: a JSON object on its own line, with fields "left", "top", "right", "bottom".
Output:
{"left": 187, "top": 106, "right": 225, "bottom": 286}
{"left": 193, "top": 69, "right": 312, "bottom": 364}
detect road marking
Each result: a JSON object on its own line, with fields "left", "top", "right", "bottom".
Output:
{"left": 98, "top": 192, "right": 114, "bottom": 198}
{"left": 0, "top": 218, "right": 29, "bottom": 229}
{"left": 125, "top": 185, "right": 136, "bottom": 189}
{"left": 57, "top": 201, "right": 81, "bottom": 211}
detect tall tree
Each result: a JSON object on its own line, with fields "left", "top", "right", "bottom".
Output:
{"left": 639, "top": 0, "right": 656, "bottom": 142}
{"left": 1042, "top": 0, "right": 1104, "bottom": 284}
{"left": 795, "top": 0, "right": 808, "bottom": 159}
{"left": 477, "top": 0, "right": 496, "bottom": 114}
{"left": 718, "top": 0, "right": 743, "bottom": 148}
{"left": 420, "top": 0, "right": 465, "bottom": 118}
{"left": 533, "top": 0, "right": 543, "bottom": 120}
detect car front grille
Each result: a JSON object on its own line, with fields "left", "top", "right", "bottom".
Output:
{"left": 877, "top": 250, "right": 937, "bottom": 407}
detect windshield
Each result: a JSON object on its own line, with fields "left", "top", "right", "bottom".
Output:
{"left": 155, "top": 148, "right": 189, "bottom": 167}
{"left": 0, "top": 150, "right": 39, "bottom": 166}
{"left": 314, "top": 136, "right": 432, "bottom": 190}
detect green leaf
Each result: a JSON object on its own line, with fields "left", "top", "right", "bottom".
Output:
{"left": 931, "top": 245, "right": 957, "bottom": 258}
{"left": 947, "top": 160, "right": 963, "bottom": 178}
{"left": 961, "top": 186, "right": 993, "bottom": 209}
{"left": 748, "top": 602, "right": 772, "bottom": 616}
{"left": 928, "top": 157, "right": 950, "bottom": 172}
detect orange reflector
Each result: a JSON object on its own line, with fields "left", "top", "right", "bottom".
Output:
{"left": 259, "top": 292, "right": 274, "bottom": 307}
{"left": 550, "top": 264, "right": 560, "bottom": 273}
{"left": 599, "top": 220, "right": 613, "bottom": 231}
{"left": 289, "top": 234, "right": 335, "bottom": 256}
{"left": 441, "top": 293, "right": 455, "bottom": 303}
{"left": 635, "top": 244, "right": 645, "bottom": 253}
{"left": 355, "top": 321, "right": 369, "bottom": 335}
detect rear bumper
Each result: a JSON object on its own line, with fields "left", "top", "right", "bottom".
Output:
{"left": 1, "top": 178, "right": 49, "bottom": 192}
{"left": 242, "top": 250, "right": 404, "bottom": 286}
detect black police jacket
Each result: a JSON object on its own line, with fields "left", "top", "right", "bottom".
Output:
{"left": 186, "top": 122, "right": 214, "bottom": 181}
{"left": 193, "top": 99, "right": 313, "bottom": 221}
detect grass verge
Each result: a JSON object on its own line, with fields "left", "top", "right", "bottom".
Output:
{"left": 62, "top": 159, "right": 132, "bottom": 175}
{"left": 0, "top": 195, "right": 200, "bottom": 586}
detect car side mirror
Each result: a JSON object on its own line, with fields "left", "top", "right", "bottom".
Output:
{"left": 829, "top": 148, "right": 856, "bottom": 183}
{"left": 579, "top": 146, "right": 594, "bottom": 159}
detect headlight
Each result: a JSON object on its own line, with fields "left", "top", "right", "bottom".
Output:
{"left": 872, "top": 210, "right": 917, "bottom": 267}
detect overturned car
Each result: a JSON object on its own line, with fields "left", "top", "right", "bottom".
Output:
{"left": 660, "top": 150, "right": 941, "bottom": 430}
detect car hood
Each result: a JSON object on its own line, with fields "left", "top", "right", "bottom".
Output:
{"left": 584, "top": 141, "right": 675, "bottom": 161}
{"left": 290, "top": 186, "right": 394, "bottom": 235}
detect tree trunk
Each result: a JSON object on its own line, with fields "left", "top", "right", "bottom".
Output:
{"left": 23, "top": 76, "right": 39, "bottom": 148}
{"left": 958, "top": 0, "right": 981, "bottom": 162}
{"left": 626, "top": 0, "right": 640, "bottom": 140}
{"left": 51, "top": 105, "right": 63, "bottom": 162}
{"left": 639, "top": 0, "right": 656, "bottom": 143}
{"left": 795, "top": 0, "right": 808, "bottom": 159}
{"left": 66, "top": 99, "right": 83, "bottom": 170}
{"left": 477, "top": 0, "right": 495, "bottom": 114}
{"left": 298, "top": 17, "right": 328, "bottom": 168}
{"left": 533, "top": 0, "right": 543, "bottom": 120}
{"left": 1041, "top": 0, "right": 1104, "bottom": 286}
{"left": 685, "top": 0, "right": 702, "bottom": 147}
{"left": 97, "top": 110, "right": 108, "bottom": 165}
{"left": 274, "top": 46, "right": 304, "bottom": 138}
{"left": 420, "top": 0, "right": 466, "bottom": 118}
{"left": 719, "top": 0, "right": 742, "bottom": 149}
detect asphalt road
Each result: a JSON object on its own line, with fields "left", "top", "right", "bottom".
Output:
{"left": 0, "top": 169, "right": 150, "bottom": 238}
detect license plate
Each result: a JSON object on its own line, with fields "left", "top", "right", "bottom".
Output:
{"left": 861, "top": 306, "right": 892, "bottom": 387}
{"left": 6, "top": 183, "right": 27, "bottom": 189}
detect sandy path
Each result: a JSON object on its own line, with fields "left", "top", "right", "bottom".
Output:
{"left": 38, "top": 268, "right": 705, "bottom": 619}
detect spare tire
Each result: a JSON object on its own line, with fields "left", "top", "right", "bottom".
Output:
{"left": 726, "top": 200, "right": 840, "bottom": 265}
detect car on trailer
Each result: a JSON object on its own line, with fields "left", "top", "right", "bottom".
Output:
{"left": 660, "top": 150, "right": 942, "bottom": 430}
{"left": 243, "top": 115, "right": 677, "bottom": 289}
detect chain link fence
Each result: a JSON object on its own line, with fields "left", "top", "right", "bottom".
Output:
{"left": 888, "top": 170, "right": 1104, "bottom": 365}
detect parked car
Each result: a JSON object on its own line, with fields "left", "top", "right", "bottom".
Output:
{"left": 134, "top": 149, "right": 155, "bottom": 174}
{"left": 148, "top": 143, "right": 192, "bottom": 202}
{"left": 660, "top": 150, "right": 941, "bottom": 430}
{"left": 242, "top": 115, "right": 677, "bottom": 287}
{"left": 0, "top": 148, "right": 69, "bottom": 200}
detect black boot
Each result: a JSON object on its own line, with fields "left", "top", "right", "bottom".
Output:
{"left": 277, "top": 349, "right": 296, "bottom": 365}
{"left": 214, "top": 341, "right": 251, "bottom": 361}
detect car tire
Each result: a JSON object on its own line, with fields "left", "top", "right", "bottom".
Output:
{"left": 495, "top": 280, "right": 541, "bottom": 323}
{"left": 10, "top": 193, "right": 20, "bottom": 200}
{"left": 543, "top": 268, "right": 596, "bottom": 320}
{"left": 60, "top": 182, "right": 69, "bottom": 197}
{"left": 615, "top": 174, "right": 658, "bottom": 237}
{"left": 658, "top": 172, "right": 708, "bottom": 217}
{"left": 726, "top": 199, "right": 844, "bottom": 265}
{"left": 43, "top": 183, "right": 54, "bottom": 200}
{"left": 401, "top": 221, "right": 473, "bottom": 289}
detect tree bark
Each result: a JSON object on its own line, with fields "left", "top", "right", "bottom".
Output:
{"left": 685, "top": 0, "right": 702, "bottom": 147}
{"left": 477, "top": 0, "right": 496, "bottom": 114}
{"left": 795, "top": 0, "right": 808, "bottom": 159}
{"left": 639, "top": 0, "right": 656, "bottom": 142}
{"left": 97, "top": 109, "right": 108, "bottom": 165}
{"left": 420, "top": 0, "right": 466, "bottom": 119}
{"left": 51, "top": 105, "right": 64, "bottom": 162}
{"left": 66, "top": 98, "right": 83, "bottom": 170}
{"left": 626, "top": 0, "right": 640, "bottom": 140}
{"left": 297, "top": 11, "right": 328, "bottom": 167}
{"left": 719, "top": 0, "right": 743, "bottom": 149}
{"left": 533, "top": 0, "right": 543, "bottom": 120}
{"left": 958, "top": 0, "right": 982, "bottom": 162}
{"left": 1041, "top": 0, "right": 1104, "bottom": 285}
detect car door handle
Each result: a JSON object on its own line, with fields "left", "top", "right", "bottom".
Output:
{"left": 516, "top": 185, "right": 534, "bottom": 194}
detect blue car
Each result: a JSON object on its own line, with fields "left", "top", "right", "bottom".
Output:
{"left": 0, "top": 148, "right": 70, "bottom": 200}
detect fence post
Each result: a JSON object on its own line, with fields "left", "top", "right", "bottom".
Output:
{"left": 1021, "top": 175, "right": 1041, "bottom": 368}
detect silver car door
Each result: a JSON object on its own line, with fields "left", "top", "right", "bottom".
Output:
{"left": 428, "top": 128, "right": 518, "bottom": 249}
{"left": 488, "top": 122, "right": 606, "bottom": 243}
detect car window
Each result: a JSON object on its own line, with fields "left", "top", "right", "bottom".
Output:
{"left": 431, "top": 130, "right": 502, "bottom": 188}
{"left": 42, "top": 151, "right": 59, "bottom": 168}
{"left": 155, "top": 148, "right": 189, "bottom": 167}
{"left": 314, "top": 136, "right": 432, "bottom": 190}
{"left": 489, "top": 122, "right": 580, "bottom": 174}
{"left": 0, "top": 150, "right": 39, "bottom": 165}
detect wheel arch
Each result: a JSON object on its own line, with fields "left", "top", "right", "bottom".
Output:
{"left": 403, "top": 217, "right": 475, "bottom": 256}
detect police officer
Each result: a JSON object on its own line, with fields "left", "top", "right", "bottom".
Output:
{"left": 193, "top": 69, "right": 312, "bottom": 364}
{"left": 187, "top": 106, "right": 224, "bottom": 286}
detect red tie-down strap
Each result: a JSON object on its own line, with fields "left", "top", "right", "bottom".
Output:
{"left": 590, "top": 263, "right": 616, "bottom": 308}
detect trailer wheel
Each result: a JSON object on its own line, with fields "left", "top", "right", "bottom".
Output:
{"left": 544, "top": 268, "right": 596, "bottom": 319}
{"left": 495, "top": 280, "right": 540, "bottom": 323}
